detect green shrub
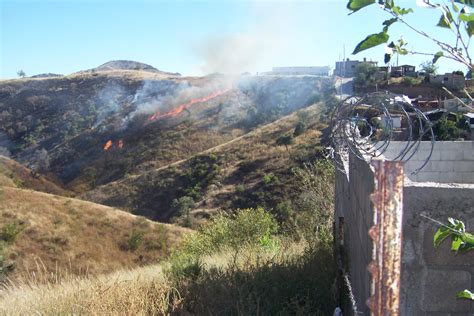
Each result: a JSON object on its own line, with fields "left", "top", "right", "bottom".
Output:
{"left": 262, "top": 173, "right": 279, "bottom": 185}
{"left": 235, "top": 184, "right": 245, "bottom": 193}
{"left": 165, "top": 208, "right": 280, "bottom": 285}
{"left": 276, "top": 133, "right": 294, "bottom": 150}
{"left": 125, "top": 229, "right": 145, "bottom": 251}
{"left": 181, "top": 208, "right": 279, "bottom": 257}
{"left": 293, "top": 121, "right": 306, "bottom": 137}
{"left": 0, "top": 221, "right": 24, "bottom": 244}
{"left": 433, "top": 117, "right": 462, "bottom": 140}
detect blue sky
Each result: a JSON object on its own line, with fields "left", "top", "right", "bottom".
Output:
{"left": 0, "top": 0, "right": 470, "bottom": 78}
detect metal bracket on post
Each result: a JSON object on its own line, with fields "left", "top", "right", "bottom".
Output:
{"left": 367, "top": 160, "right": 404, "bottom": 316}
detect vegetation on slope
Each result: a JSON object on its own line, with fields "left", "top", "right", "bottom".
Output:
{"left": 83, "top": 103, "right": 331, "bottom": 226}
{"left": 0, "top": 186, "right": 189, "bottom": 282}
{"left": 0, "top": 158, "right": 335, "bottom": 314}
{"left": 0, "top": 156, "right": 69, "bottom": 196}
{"left": 0, "top": 72, "right": 331, "bottom": 194}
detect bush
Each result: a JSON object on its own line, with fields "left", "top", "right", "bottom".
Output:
{"left": 181, "top": 208, "right": 279, "bottom": 257}
{"left": 165, "top": 206, "right": 336, "bottom": 315}
{"left": 0, "top": 221, "right": 24, "bottom": 244}
{"left": 403, "top": 76, "right": 420, "bottom": 86}
{"left": 276, "top": 134, "right": 294, "bottom": 150}
{"left": 293, "top": 121, "right": 306, "bottom": 137}
{"left": 124, "top": 229, "right": 145, "bottom": 251}
{"left": 433, "top": 117, "right": 462, "bottom": 140}
{"left": 165, "top": 208, "right": 280, "bottom": 284}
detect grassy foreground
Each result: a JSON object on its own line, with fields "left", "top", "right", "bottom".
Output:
{"left": 0, "top": 159, "right": 335, "bottom": 314}
{"left": 0, "top": 208, "right": 335, "bottom": 315}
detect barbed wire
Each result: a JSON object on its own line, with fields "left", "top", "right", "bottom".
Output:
{"left": 329, "top": 92, "right": 435, "bottom": 175}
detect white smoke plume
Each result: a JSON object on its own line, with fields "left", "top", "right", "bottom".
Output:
{"left": 93, "top": 82, "right": 127, "bottom": 128}
{"left": 193, "top": 3, "right": 295, "bottom": 75}
{"left": 128, "top": 76, "right": 236, "bottom": 120}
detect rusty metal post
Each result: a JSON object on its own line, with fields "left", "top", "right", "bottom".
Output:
{"left": 367, "top": 160, "right": 404, "bottom": 316}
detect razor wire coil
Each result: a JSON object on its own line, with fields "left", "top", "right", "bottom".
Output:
{"left": 329, "top": 92, "right": 435, "bottom": 175}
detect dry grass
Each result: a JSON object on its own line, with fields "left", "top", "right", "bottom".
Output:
{"left": 0, "top": 186, "right": 190, "bottom": 282}
{"left": 0, "top": 156, "right": 68, "bottom": 196}
{"left": 83, "top": 103, "right": 324, "bottom": 218}
{"left": 0, "top": 241, "right": 313, "bottom": 315}
{"left": 0, "top": 264, "right": 176, "bottom": 315}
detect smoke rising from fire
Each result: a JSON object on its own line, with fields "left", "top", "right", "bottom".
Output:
{"left": 193, "top": 4, "right": 295, "bottom": 75}
{"left": 128, "top": 78, "right": 235, "bottom": 122}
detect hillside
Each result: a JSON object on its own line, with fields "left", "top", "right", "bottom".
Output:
{"left": 83, "top": 103, "right": 327, "bottom": 224}
{"left": 79, "top": 60, "right": 181, "bottom": 76}
{"left": 0, "top": 186, "right": 189, "bottom": 282}
{"left": 0, "top": 67, "right": 332, "bottom": 197}
{"left": 0, "top": 155, "right": 69, "bottom": 196}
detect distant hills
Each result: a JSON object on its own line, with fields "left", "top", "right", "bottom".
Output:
{"left": 80, "top": 60, "right": 181, "bottom": 76}
{"left": 0, "top": 66, "right": 331, "bottom": 221}
{"left": 0, "top": 61, "right": 335, "bottom": 280}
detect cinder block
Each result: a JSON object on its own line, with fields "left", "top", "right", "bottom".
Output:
{"left": 416, "top": 150, "right": 433, "bottom": 162}
{"left": 403, "top": 160, "right": 421, "bottom": 173}
{"left": 462, "top": 172, "right": 474, "bottom": 183}
{"left": 421, "top": 269, "right": 471, "bottom": 312}
{"left": 428, "top": 149, "right": 441, "bottom": 161}
{"left": 454, "top": 161, "right": 474, "bottom": 173}
{"left": 462, "top": 141, "right": 474, "bottom": 150}
{"left": 431, "top": 160, "right": 455, "bottom": 172}
{"left": 416, "top": 171, "right": 440, "bottom": 182}
{"left": 442, "top": 172, "right": 463, "bottom": 183}
{"left": 441, "top": 150, "right": 464, "bottom": 161}
{"left": 464, "top": 148, "right": 474, "bottom": 161}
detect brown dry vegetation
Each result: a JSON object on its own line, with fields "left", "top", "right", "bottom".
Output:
{"left": 0, "top": 156, "right": 69, "bottom": 196}
{"left": 83, "top": 103, "right": 327, "bottom": 224}
{"left": 0, "top": 186, "right": 189, "bottom": 282}
{"left": 0, "top": 264, "right": 174, "bottom": 315}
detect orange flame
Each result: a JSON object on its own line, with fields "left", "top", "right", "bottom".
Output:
{"left": 103, "top": 140, "right": 113, "bottom": 151}
{"left": 148, "top": 88, "right": 231, "bottom": 122}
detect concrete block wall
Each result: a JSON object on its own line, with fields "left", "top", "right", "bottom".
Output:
{"left": 380, "top": 141, "right": 474, "bottom": 183}
{"left": 336, "top": 151, "right": 474, "bottom": 315}
{"left": 401, "top": 183, "right": 474, "bottom": 315}
{"left": 336, "top": 153, "right": 375, "bottom": 315}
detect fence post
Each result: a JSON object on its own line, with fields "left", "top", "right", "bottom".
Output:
{"left": 367, "top": 159, "right": 404, "bottom": 316}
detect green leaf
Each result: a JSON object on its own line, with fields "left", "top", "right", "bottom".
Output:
{"left": 392, "top": 6, "right": 414, "bottom": 16}
{"left": 451, "top": 235, "right": 463, "bottom": 251}
{"left": 452, "top": 0, "right": 460, "bottom": 12}
{"left": 457, "top": 289, "right": 474, "bottom": 300}
{"left": 383, "top": 18, "right": 398, "bottom": 32}
{"left": 347, "top": 0, "right": 375, "bottom": 12}
{"left": 455, "top": 0, "right": 474, "bottom": 8}
{"left": 434, "top": 226, "right": 452, "bottom": 248}
{"left": 451, "top": 218, "right": 466, "bottom": 232}
{"left": 467, "top": 20, "right": 474, "bottom": 36}
{"left": 353, "top": 32, "right": 389, "bottom": 54}
{"left": 437, "top": 12, "right": 453, "bottom": 28}
{"left": 433, "top": 51, "right": 444, "bottom": 63}
{"left": 460, "top": 13, "right": 474, "bottom": 21}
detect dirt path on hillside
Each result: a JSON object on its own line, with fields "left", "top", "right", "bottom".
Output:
{"left": 87, "top": 103, "right": 321, "bottom": 192}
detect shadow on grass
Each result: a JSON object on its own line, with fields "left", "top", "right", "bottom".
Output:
{"left": 171, "top": 246, "right": 336, "bottom": 315}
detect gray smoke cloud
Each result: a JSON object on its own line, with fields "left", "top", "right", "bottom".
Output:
{"left": 127, "top": 76, "right": 237, "bottom": 121}
{"left": 0, "top": 131, "right": 12, "bottom": 157}
{"left": 93, "top": 82, "right": 127, "bottom": 128}
{"left": 193, "top": 4, "right": 295, "bottom": 75}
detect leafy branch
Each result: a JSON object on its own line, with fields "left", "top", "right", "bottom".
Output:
{"left": 347, "top": 0, "right": 474, "bottom": 70}
{"left": 421, "top": 214, "right": 474, "bottom": 300}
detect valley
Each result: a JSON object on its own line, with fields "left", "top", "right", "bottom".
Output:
{"left": 0, "top": 61, "right": 337, "bottom": 313}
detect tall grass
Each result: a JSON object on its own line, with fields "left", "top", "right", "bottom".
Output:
{"left": 0, "top": 265, "right": 176, "bottom": 315}
{"left": 0, "top": 160, "right": 335, "bottom": 314}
